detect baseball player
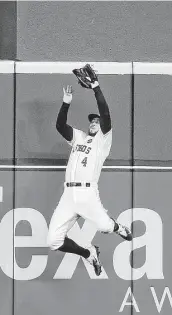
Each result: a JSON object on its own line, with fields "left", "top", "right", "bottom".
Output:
{"left": 47, "top": 64, "right": 132, "bottom": 276}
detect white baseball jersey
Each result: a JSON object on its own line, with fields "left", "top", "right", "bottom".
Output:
{"left": 65, "top": 128, "right": 112, "bottom": 183}
{"left": 47, "top": 127, "right": 114, "bottom": 250}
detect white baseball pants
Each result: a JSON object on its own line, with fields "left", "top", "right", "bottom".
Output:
{"left": 47, "top": 185, "right": 114, "bottom": 250}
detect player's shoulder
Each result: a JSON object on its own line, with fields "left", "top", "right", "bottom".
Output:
{"left": 98, "top": 128, "right": 112, "bottom": 138}
{"left": 73, "top": 128, "right": 87, "bottom": 138}
{"left": 66, "top": 128, "right": 86, "bottom": 147}
{"left": 96, "top": 128, "right": 112, "bottom": 148}
{"left": 72, "top": 128, "right": 87, "bottom": 143}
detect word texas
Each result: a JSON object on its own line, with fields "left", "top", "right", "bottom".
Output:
{"left": 0, "top": 205, "right": 164, "bottom": 281}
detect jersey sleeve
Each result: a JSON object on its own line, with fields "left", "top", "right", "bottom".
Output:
{"left": 99, "top": 128, "right": 112, "bottom": 157}
{"left": 66, "top": 128, "right": 86, "bottom": 147}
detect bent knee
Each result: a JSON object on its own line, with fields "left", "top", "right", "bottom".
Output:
{"left": 97, "top": 218, "right": 114, "bottom": 234}
{"left": 47, "top": 233, "right": 64, "bottom": 251}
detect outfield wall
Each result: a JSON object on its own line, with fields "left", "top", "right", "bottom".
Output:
{"left": 0, "top": 61, "right": 172, "bottom": 315}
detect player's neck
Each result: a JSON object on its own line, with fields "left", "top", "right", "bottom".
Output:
{"left": 88, "top": 132, "right": 97, "bottom": 137}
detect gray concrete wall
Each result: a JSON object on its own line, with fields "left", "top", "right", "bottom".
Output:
{"left": 0, "top": 74, "right": 14, "bottom": 162}
{"left": 0, "top": 2, "right": 16, "bottom": 59}
{"left": 135, "top": 75, "right": 172, "bottom": 162}
{"left": 17, "top": 2, "right": 172, "bottom": 62}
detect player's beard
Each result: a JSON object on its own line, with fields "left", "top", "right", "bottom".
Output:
{"left": 88, "top": 124, "right": 100, "bottom": 136}
{"left": 88, "top": 129, "right": 98, "bottom": 136}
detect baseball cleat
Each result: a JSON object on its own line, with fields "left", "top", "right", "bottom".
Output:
{"left": 115, "top": 222, "right": 133, "bottom": 241}
{"left": 86, "top": 245, "right": 102, "bottom": 276}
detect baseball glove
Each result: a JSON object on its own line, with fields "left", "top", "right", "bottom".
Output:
{"left": 72, "top": 64, "right": 98, "bottom": 89}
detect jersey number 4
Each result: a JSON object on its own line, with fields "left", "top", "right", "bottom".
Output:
{"left": 81, "top": 157, "right": 87, "bottom": 167}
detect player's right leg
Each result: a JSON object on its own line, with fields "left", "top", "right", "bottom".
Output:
{"left": 57, "top": 237, "right": 101, "bottom": 276}
{"left": 48, "top": 219, "right": 102, "bottom": 275}
{"left": 47, "top": 197, "right": 89, "bottom": 257}
{"left": 47, "top": 189, "right": 101, "bottom": 274}
{"left": 57, "top": 236, "right": 90, "bottom": 258}
{"left": 47, "top": 188, "right": 102, "bottom": 276}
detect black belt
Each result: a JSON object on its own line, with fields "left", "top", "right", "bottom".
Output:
{"left": 66, "top": 182, "right": 90, "bottom": 187}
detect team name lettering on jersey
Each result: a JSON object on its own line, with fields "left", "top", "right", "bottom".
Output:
{"left": 73, "top": 144, "right": 92, "bottom": 154}
{"left": 66, "top": 128, "right": 112, "bottom": 182}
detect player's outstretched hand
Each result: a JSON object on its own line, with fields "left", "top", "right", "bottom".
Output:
{"left": 63, "top": 85, "right": 73, "bottom": 104}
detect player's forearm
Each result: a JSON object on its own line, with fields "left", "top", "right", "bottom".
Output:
{"left": 56, "top": 102, "right": 73, "bottom": 141}
{"left": 56, "top": 102, "right": 70, "bottom": 128}
{"left": 93, "top": 86, "right": 111, "bottom": 134}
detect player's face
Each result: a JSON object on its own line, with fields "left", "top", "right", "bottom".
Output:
{"left": 88, "top": 118, "right": 100, "bottom": 136}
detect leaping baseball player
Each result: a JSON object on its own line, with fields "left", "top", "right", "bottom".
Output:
{"left": 47, "top": 64, "right": 132, "bottom": 276}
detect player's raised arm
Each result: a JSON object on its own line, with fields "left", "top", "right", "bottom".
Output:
{"left": 79, "top": 64, "right": 111, "bottom": 134}
{"left": 72, "top": 64, "right": 111, "bottom": 135}
{"left": 92, "top": 83, "right": 111, "bottom": 135}
{"left": 56, "top": 85, "right": 73, "bottom": 141}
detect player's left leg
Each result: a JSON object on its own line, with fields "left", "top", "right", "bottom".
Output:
{"left": 76, "top": 187, "right": 132, "bottom": 241}
{"left": 111, "top": 218, "right": 133, "bottom": 241}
